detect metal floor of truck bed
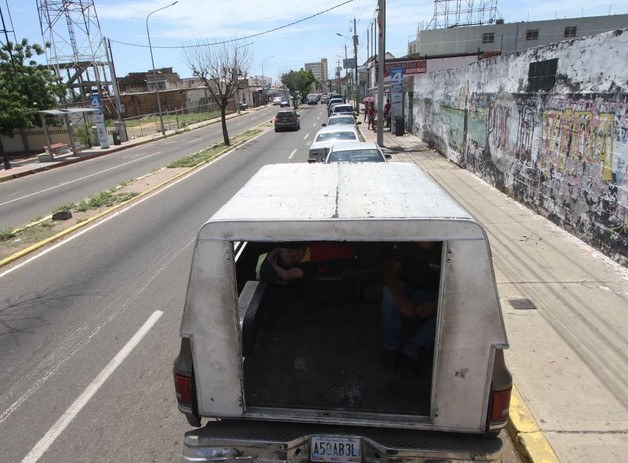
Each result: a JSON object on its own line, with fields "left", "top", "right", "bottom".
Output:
{"left": 243, "top": 284, "right": 432, "bottom": 416}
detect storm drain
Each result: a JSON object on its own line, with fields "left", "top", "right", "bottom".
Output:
{"left": 509, "top": 298, "right": 537, "bottom": 310}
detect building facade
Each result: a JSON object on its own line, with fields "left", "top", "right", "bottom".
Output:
{"left": 408, "top": 14, "right": 628, "bottom": 57}
{"left": 305, "top": 58, "right": 329, "bottom": 89}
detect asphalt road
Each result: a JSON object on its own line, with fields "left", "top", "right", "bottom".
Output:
{"left": 0, "top": 104, "right": 523, "bottom": 462}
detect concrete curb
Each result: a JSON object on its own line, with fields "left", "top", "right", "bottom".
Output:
{"left": 508, "top": 386, "right": 560, "bottom": 463}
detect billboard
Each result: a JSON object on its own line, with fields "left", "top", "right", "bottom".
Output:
{"left": 384, "top": 60, "right": 426, "bottom": 76}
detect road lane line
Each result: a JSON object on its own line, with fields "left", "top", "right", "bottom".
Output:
{"left": 20, "top": 310, "right": 164, "bottom": 463}
{"left": 0, "top": 152, "right": 163, "bottom": 207}
{"left": 303, "top": 133, "right": 309, "bottom": 140}
{"left": 289, "top": 149, "right": 297, "bottom": 160}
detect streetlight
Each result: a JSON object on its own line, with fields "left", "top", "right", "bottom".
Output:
{"left": 146, "top": 1, "right": 178, "bottom": 135}
{"left": 234, "top": 43, "right": 252, "bottom": 114}
{"left": 336, "top": 29, "right": 359, "bottom": 111}
{"left": 261, "top": 55, "right": 274, "bottom": 105}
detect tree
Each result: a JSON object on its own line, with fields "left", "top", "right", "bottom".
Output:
{"left": 0, "top": 39, "right": 65, "bottom": 169}
{"left": 280, "top": 69, "right": 316, "bottom": 109}
{"left": 184, "top": 40, "right": 251, "bottom": 146}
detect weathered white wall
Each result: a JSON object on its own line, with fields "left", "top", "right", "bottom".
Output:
{"left": 412, "top": 29, "right": 628, "bottom": 265}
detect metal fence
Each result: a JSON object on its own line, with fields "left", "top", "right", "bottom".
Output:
{"left": 122, "top": 102, "right": 237, "bottom": 139}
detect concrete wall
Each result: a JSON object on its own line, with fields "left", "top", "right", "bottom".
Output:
{"left": 412, "top": 29, "right": 628, "bottom": 265}
{"left": 416, "top": 14, "right": 628, "bottom": 56}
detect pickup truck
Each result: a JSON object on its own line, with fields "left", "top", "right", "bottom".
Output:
{"left": 173, "top": 163, "right": 512, "bottom": 463}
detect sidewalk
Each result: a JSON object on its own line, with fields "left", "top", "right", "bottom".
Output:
{"left": 360, "top": 126, "right": 628, "bottom": 463}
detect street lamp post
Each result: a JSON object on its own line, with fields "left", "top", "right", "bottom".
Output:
{"left": 234, "top": 43, "right": 252, "bottom": 114}
{"left": 146, "top": 1, "right": 178, "bottom": 136}
{"left": 261, "top": 55, "right": 274, "bottom": 105}
{"left": 336, "top": 30, "right": 359, "bottom": 111}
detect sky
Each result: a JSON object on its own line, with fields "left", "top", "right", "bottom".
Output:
{"left": 3, "top": 0, "right": 627, "bottom": 84}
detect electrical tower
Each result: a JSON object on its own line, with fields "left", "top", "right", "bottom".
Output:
{"left": 429, "top": 0, "right": 499, "bottom": 29}
{"left": 0, "top": 4, "right": 17, "bottom": 51}
{"left": 36, "top": 0, "right": 114, "bottom": 107}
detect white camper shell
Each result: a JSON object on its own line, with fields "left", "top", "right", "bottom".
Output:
{"left": 174, "top": 163, "right": 511, "bottom": 463}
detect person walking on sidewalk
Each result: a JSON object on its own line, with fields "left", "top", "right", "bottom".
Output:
{"left": 367, "top": 102, "right": 376, "bottom": 130}
{"left": 384, "top": 99, "right": 391, "bottom": 129}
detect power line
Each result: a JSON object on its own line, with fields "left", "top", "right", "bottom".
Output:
{"left": 109, "top": 0, "right": 352, "bottom": 50}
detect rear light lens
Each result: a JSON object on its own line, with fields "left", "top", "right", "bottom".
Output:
{"left": 173, "top": 369, "right": 193, "bottom": 407}
{"left": 489, "top": 387, "right": 512, "bottom": 423}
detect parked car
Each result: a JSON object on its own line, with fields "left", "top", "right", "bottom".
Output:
{"left": 272, "top": 96, "right": 282, "bottom": 105}
{"left": 307, "top": 93, "right": 319, "bottom": 105}
{"left": 327, "top": 97, "right": 344, "bottom": 111}
{"left": 308, "top": 125, "right": 363, "bottom": 162}
{"left": 279, "top": 98, "right": 290, "bottom": 107}
{"left": 274, "top": 110, "right": 300, "bottom": 132}
{"left": 323, "top": 114, "right": 359, "bottom": 127}
{"left": 324, "top": 141, "right": 390, "bottom": 163}
{"left": 320, "top": 94, "right": 329, "bottom": 104}
{"left": 331, "top": 103, "right": 356, "bottom": 117}
{"left": 238, "top": 102, "right": 248, "bottom": 110}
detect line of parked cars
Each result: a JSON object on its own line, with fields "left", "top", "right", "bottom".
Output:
{"left": 272, "top": 92, "right": 388, "bottom": 163}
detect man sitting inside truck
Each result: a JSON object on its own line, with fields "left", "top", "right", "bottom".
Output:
{"left": 257, "top": 242, "right": 356, "bottom": 283}
{"left": 381, "top": 241, "right": 442, "bottom": 379}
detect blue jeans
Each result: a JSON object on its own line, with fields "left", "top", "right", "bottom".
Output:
{"left": 382, "top": 282, "right": 438, "bottom": 361}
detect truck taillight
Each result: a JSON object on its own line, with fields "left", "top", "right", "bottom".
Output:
{"left": 489, "top": 387, "right": 511, "bottom": 424}
{"left": 173, "top": 369, "right": 193, "bottom": 407}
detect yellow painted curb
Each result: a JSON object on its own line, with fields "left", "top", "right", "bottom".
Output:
{"left": 508, "top": 385, "right": 560, "bottom": 463}
{"left": 0, "top": 126, "right": 271, "bottom": 269}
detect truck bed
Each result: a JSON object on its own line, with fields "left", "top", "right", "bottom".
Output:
{"left": 243, "top": 283, "right": 432, "bottom": 416}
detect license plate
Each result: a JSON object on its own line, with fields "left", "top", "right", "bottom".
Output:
{"left": 311, "top": 436, "right": 361, "bottom": 463}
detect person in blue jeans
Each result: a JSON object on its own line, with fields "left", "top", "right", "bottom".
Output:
{"left": 381, "top": 241, "right": 442, "bottom": 378}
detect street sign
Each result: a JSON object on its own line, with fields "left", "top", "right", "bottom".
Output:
{"left": 343, "top": 58, "right": 357, "bottom": 69}
{"left": 384, "top": 60, "right": 426, "bottom": 76}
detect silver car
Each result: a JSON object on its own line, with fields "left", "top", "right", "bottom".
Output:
{"left": 323, "top": 114, "right": 359, "bottom": 127}
{"left": 324, "top": 141, "right": 390, "bottom": 163}
{"left": 308, "top": 126, "right": 363, "bottom": 162}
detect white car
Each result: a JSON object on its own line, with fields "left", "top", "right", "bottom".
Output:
{"left": 308, "top": 126, "right": 363, "bottom": 163}
{"left": 272, "top": 97, "right": 283, "bottom": 105}
{"left": 324, "top": 141, "right": 390, "bottom": 163}
{"left": 323, "top": 114, "right": 359, "bottom": 127}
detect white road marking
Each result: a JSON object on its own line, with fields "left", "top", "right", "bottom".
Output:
{"left": 303, "top": 133, "right": 310, "bottom": 140}
{"left": 186, "top": 139, "right": 199, "bottom": 144}
{"left": 0, "top": 152, "right": 163, "bottom": 207}
{"left": 289, "top": 149, "right": 297, "bottom": 160}
{"left": 20, "top": 310, "right": 163, "bottom": 463}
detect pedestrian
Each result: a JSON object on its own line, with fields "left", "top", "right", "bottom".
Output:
{"left": 367, "top": 102, "right": 376, "bottom": 130}
{"left": 384, "top": 99, "right": 391, "bottom": 128}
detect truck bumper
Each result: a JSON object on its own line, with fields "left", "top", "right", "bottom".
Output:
{"left": 182, "top": 420, "right": 503, "bottom": 462}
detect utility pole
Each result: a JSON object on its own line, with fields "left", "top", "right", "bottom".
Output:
{"left": 377, "top": 0, "right": 385, "bottom": 146}
{"left": 353, "top": 17, "right": 359, "bottom": 111}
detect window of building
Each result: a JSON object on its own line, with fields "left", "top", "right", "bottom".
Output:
{"left": 564, "top": 26, "right": 577, "bottom": 38}
{"left": 482, "top": 32, "right": 495, "bottom": 44}
{"left": 527, "top": 58, "right": 558, "bottom": 92}
{"left": 526, "top": 29, "right": 539, "bottom": 41}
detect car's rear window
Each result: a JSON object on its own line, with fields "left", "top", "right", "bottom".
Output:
{"left": 327, "top": 149, "right": 385, "bottom": 163}
{"left": 316, "top": 132, "right": 358, "bottom": 142}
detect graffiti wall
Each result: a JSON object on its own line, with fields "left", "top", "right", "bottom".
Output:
{"left": 413, "top": 29, "right": 628, "bottom": 265}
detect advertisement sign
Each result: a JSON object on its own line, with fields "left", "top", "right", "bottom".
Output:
{"left": 390, "top": 68, "right": 404, "bottom": 134}
{"left": 89, "top": 93, "right": 110, "bottom": 149}
{"left": 343, "top": 58, "right": 357, "bottom": 69}
{"left": 384, "top": 60, "right": 426, "bottom": 76}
